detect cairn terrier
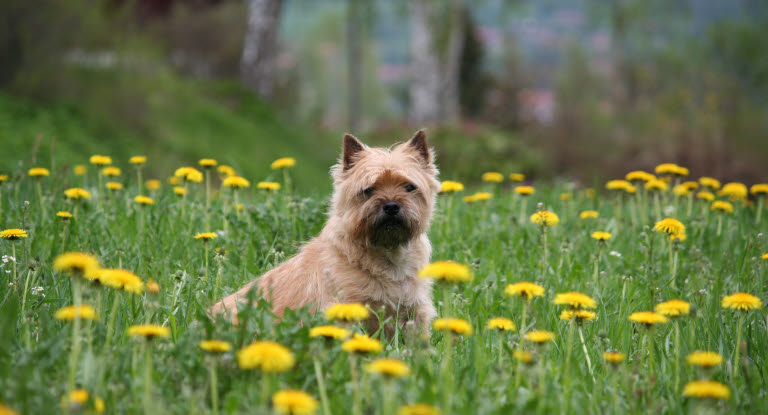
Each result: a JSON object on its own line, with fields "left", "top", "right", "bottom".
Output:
{"left": 211, "top": 130, "right": 439, "bottom": 334}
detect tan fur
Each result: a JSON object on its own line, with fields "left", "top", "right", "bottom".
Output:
{"left": 210, "top": 131, "right": 440, "bottom": 335}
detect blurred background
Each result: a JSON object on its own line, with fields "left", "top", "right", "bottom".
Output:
{"left": 2, "top": 0, "right": 767, "bottom": 191}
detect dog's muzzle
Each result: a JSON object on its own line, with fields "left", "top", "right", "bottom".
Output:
{"left": 369, "top": 213, "right": 412, "bottom": 249}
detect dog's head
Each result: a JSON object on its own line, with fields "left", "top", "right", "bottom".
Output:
{"left": 330, "top": 130, "right": 440, "bottom": 250}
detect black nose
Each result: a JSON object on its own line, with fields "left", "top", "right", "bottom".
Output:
{"left": 383, "top": 202, "right": 400, "bottom": 216}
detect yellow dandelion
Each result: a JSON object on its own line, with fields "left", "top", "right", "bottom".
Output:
{"left": 0, "top": 174, "right": 7, "bottom": 183}
{"left": 89, "top": 155, "right": 112, "bottom": 166}
{"left": 194, "top": 232, "right": 218, "bottom": 241}
{"left": 524, "top": 330, "right": 555, "bottom": 343}
{"left": 559, "top": 193, "right": 572, "bottom": 201}
{"left": 686, "top": 351, "right": 723, "bottom": 368}
{"left": 603, "top": 351, "right": 626, "bottom": 364}
{"left": 272, "top": 390, "right": 318, "bottom": 415}
{"left": 174, "top": 167, "right": 203, "bottom": 183}
{"left": 366, "top": 358, "right": 411, "bottom": 378}
{"left": 146, "top": 279, "right": 160, "bottom": 294}
{"left": 696, "top": 191, "right": 714, "bottom": 201}
{"left": 673, "top": 184, "right": 691, "bottom": 197}
{"left": 199, "top": 340, "right": 232, "bottom": 353}
{"left": 645, "top": 179, "right": 668, "bottom": 192}
{"left": 64, "top": 188, "right": 92, "bottom": 200}
{"left": 134, "top": 195, "right": 154, "bottom": 206}
{"left": 418, "top": 261, "right": 473, "bottom": 283}
{"left": 751, "top": 183, "right": 768, "bottom": 195}
{"left": 514, "top": 185, "right": 535, "bottom": 195}
{"left": 682, "top": 181, "right": 699, "bottom": 190}
{"left": 711, "top": 200, "right": 734, "bottom": 213}
{"left": 101, "top": 166, "right": 121, "bottom": 177}
{"left": 145, "top": 179, "right": 161, "bottom": 191}
{"left": 74, "top": 165, "right": 87, "bottom": 176}
{"left": 217, "top": 165, "right": 236, "bottom": 177}
{"left": 257, "top": 181, "right": 281, "bottom": 191}
{"left": 341, "top": 334, "right": 383, "bottom": 354}
{"left": 271, "top": 157, "right": 296, "bottom": 169}
{"left": 682, "top": 380, "right": 730, "bottom": 400}
{"left": 199, "top": 158, "right": 218, "bottom": 168}
{"left": 99, "top": 269, "right": 144, "bottom": 294}
{"left": 762, "top": 253, "right": 768, "bottom": 260}
{"left": 670, "top": 233, "right": 686, "bottom": 242}
{"left": 579, "top": 210, "right": 599, "bottom": 219}
{"left": 591, "top": 231, "right": 612, "bottom": 241}
{"left": 325, "top": 303, "right": 370, "bottom": 322}
{"left": 513, "top": 350, "right": 533, "bottom": 364}
{"left": 655, "top": 299, "right": 691, "bottom": 317}
{"left": 168, "top": 176, "right": 180, "bottom": 185}
{"left": 559, "top": 309, "right": 596, "bottom": 322}
{"left": 28, "top": 167, "right": 50, "bottom": 177}
{"left": 605, "top": 180, "right": 631, "bottom": 191}
{"left": 482, "top": 172, "right": 504, "bottom": 183}
{"left": 53, "top": 252, "right": 99, "bottom": 275}
{"left": 721, "top": 292, "right": 762, "bottom": 311}
{"left": 57, "top": 211, "right": 73, "bottom": 220}
{"left": 487, "top": 317, "right": 516, "bottom": 331}
{"left": 655, "top": 163, "right": 681, "bottom": 175}
{"left": 106, "top": 181, "right": 123, "bottom": 191}
{"left": 504, "top": 281, "right": 545, "bottom": 301}
{"left": 719, "top": 182, "right": 747, "bottom": 200}
{"left": 223, "top": 176, "right": 251, "bottom": 189}
{"left": 127, "top": 324, "right": 170, "bottom": 339}
{"left": 530, "top": 210, "right": 559, "bottom": 226}
{"left": 237, "top": 341, "right": 295, "bottom": 372}
{"left": 1, "top": 229, "right": 28, "bottom": 240}
{"left": 440, "top": 180, "right": 464, "bottom": 193}
{"left": 54, "top": 305, "right": 98, "bottom": 321}
{"left": 625, "top": 171, "right": 655, "bottom": 182}
{"left": 309, "top": 325, "right": 350, "bottom": 340}
{"left": 433, "top": 318, "right": 473, "bottom": 336}
{"left": 129, "top": 156, "right": 147, "bottom": 165}
{"left": 654, "top": 218, "right": 685, "bottom": 235}
{"left": 509, "top": 173, "right": 525, "bottom": 182}
{"left": 0, "top": 404, "right": 18, "bottom": 415}
{"left": 628, "top": 311, "right": 669, "bottom": 326}
{"left": 173, "top": 186, "right": 186, "bottom": 196}
{"left": 553, "top": 292, "right": 597, "bottom": 309}
{"left": 698, "top": 177, "right": 720, "bottom": 189}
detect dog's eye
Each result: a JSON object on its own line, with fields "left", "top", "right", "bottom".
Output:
{"left": 363, "top": 187, "right": 375, "bottom": 197}
{"left": 405, "top": 183, "right": 417, "bottom": 192}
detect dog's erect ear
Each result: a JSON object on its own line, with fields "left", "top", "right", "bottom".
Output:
{"left": 343, "top": 134, "right": 365, "bottom": 171}
{"left": 406, "top": 129, "right": 431, "bottom": 164}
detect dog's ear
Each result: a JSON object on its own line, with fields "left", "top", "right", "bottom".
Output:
{"left": 343, "top": 134, "right": 365, "bottom": 171}
{"left": 406, "top": 129, "right": 431, "bottom": 164}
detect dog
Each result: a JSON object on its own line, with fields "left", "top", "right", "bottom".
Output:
{"left": 210, "top": 130, "right": 440, "bottom": 335}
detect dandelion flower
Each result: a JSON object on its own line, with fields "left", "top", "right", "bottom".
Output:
{"left": 559, "top": 309, "right": 596, "bottom": 322}
{"left": 168, "top": 176, "right": 180, "bottom": 185}
{"left": 514, "top": 186, "right": 534, "bottom": 195}
{"left": 199, "top": 158, "right": 218, "bottom": 168}
{"left": 146, "top": 279, "right": 160, "bottom": 294}
{"left": 106, "top": 181, "right": 123, "bottom": 191}
{"left": 699, "top": 177, "right": 721, "bottom": 190}
{"left": 54, "top": 305, "right": 98, "bottom": 321}
{"left": 603, "top": 351, "right": 626, "bottom": 365}
{"left": 134, "top": 195, "right": 154, "bottom": 205}
{"left": 257, "top": 181, "right": 281, "bottom": 191}
{"left": 686, "top": 351, "right": 723, "bottom": 368}
{"left": 482, "top": 172, "right": 504, "bottom": 183}
{"left": 711, "top": 200, "right": 734, "bottom": 213}
{"left": 309, "top": 325, "right": 350, "bottom": 340}
{"left": 53, "top": 252, "right": 99, "bottom": 275}
{"left": 173, "top": 186, "right": 186, "bottom": 196}
{"left": 591, "top": 231, "right": 612, "bottom": 241}
{"left": 418, "top": 261, "right": 472, "bottom": 283}
{"left": 127, "top": 324, "right": 170, "bottom": 339}
{"left": 645, "top": 179, "right": 668, "bottom": 192}
{"left": 174, "top": 167, "right": 203, "bottom": 183}
{"left": 762, "top": 253, "right": 768, "bottom": 260}
{"left": 682, "top": 181, "right": 699, "bottom": 190}
{"left": 271, "top": 157, "right": 296, "bottom": 170}
{"left": 721, "top": 292, "right": 762, "bottom": 311}
{"left": 530, "top": 210, "right": 559, "bottom": 226}
{"left": 513, "top": 350, "right": 533, "bottom": 364}
{"left": 89, "top": 155, "right": 112, "bottom": 166}
{"left": 433, "top": 318, "right": 473, "bottom": 335}
{"left": 655, "top": 299, "right": 691, "bottom": 317}
{"left": 1, "top": 229, "right": 28, "bottom": 240}
{"left": 325, "top": 303, "right": 370, "bottom": 322}
{"left": 199, "top": 340, "right": 232, "bottom": 353}
{"left": 673, "top": 185, "right": 691, "bottom": 197}
{"left": 524, "top": 330, "right": 555, "bottom": 343}
{"left": 99, "top": 269, "right": 144, "bottom": 294}
{"left": 553, "top": 292, "right": 597, "bottom": 309}
{"left": 57, "top": 211, "right": 73, "bottom": 220}
{"left": 272, "top": 390, "right": 318, "bottom": 415}
{"left": 145, "top": 179, "right": 161, "bottom": 191}
{"left": 625, "top": 171, "right": 655, "bottom": 182}
{"left": 194, "top": 232, "right": 218, "bottom": 241}
{"left": 504, "top": 281, "right": 545, "bottom": 301}
{"left": 440, "top": 181, "right": 464, "bottom": 193}
{"left": 719, "top": 182, "right": 747, "bottom": 200}
{"left": 696, "top": 191, "right": 714, "bottom": 201}
{"left": 509, "top": 173, "right": 525, "bottom": 182}
{"left": 606, "top": 180, "right": 632, "bottom": 191}
{"left": 655, "top": 163, "right": 686, "bottom": 176}
{"left": 628, "top": 311, "right": 669, "bottom": 326}
{"left": 341, "top": 334, "right": 383, "bottom": 354}
{"left": 74, "top": 165, "right": 87, "bottom": 176}
{"left": 682, "top": 380, "right": 730, "bottom": 400}
{"left": 28, "top": 167, "right": 50, "bottom": 177}
{"left": 129, "top": 156, "right": 147, "bottom": 165}
{"left": 559, "top": 193, "right": 572, "bottom": 200}
{"left": 579, "top": 210, "right": 599, "bottom": 219}
{"left": 654, "top": 218, "right": 685, "bottom": 235}
{"left": 218, "top": 165, "right": 236, "bottom": 177}
{"left": 366, "top": 358, "right": 411, "bottom": 378}
{"left": 487, "top": 317, "right": 516, "bottom": 331}
{"left": 237, "top": 341, "right": 295, "bottom": 371}
{"left": 751, "top": 184, "right": 768, "bottom": 195}
{"left": 223, "top": 176, "right": 251, "bottom": 188}
{"left": 473, "top": 192, "right": 493, "bottom": 201}
{"left": 64, "top": 188, "right": 92, "bottom": 200}
{"left": 101, "top": 166, "right": 121, "bottom": 177}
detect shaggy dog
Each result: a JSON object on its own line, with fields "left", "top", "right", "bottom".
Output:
{"left": 211, "top": 130, "right": 439, "bottom": 334}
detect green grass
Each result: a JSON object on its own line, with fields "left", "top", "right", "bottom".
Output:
{"left": 0, "top": 161, "right": 766, "bottom": 414}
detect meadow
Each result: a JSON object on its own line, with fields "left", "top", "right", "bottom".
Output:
{"left": 0, "top": 156, "right": 766, "bottom": 415}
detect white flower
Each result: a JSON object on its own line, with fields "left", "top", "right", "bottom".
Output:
{"left": 31, "top": 286, "right": 44, "bottom": 296}
{"left": 663, "top": 205, "right": 676, "bottom": 215}
{"left": 609, "top": 251, "right": 622, "bottom": 258}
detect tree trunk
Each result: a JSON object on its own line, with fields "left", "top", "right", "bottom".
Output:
{"left": 241, "top": 0, "right": 284, "bottom": 100}
{"left": 347, "top": 0, "right": 363, "bottom": 132}
{"left": 410, "top": 0, "right": 441, "bottom": 124}
{"left": 440, "top": 5, "right": 465, "bottom": 124}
